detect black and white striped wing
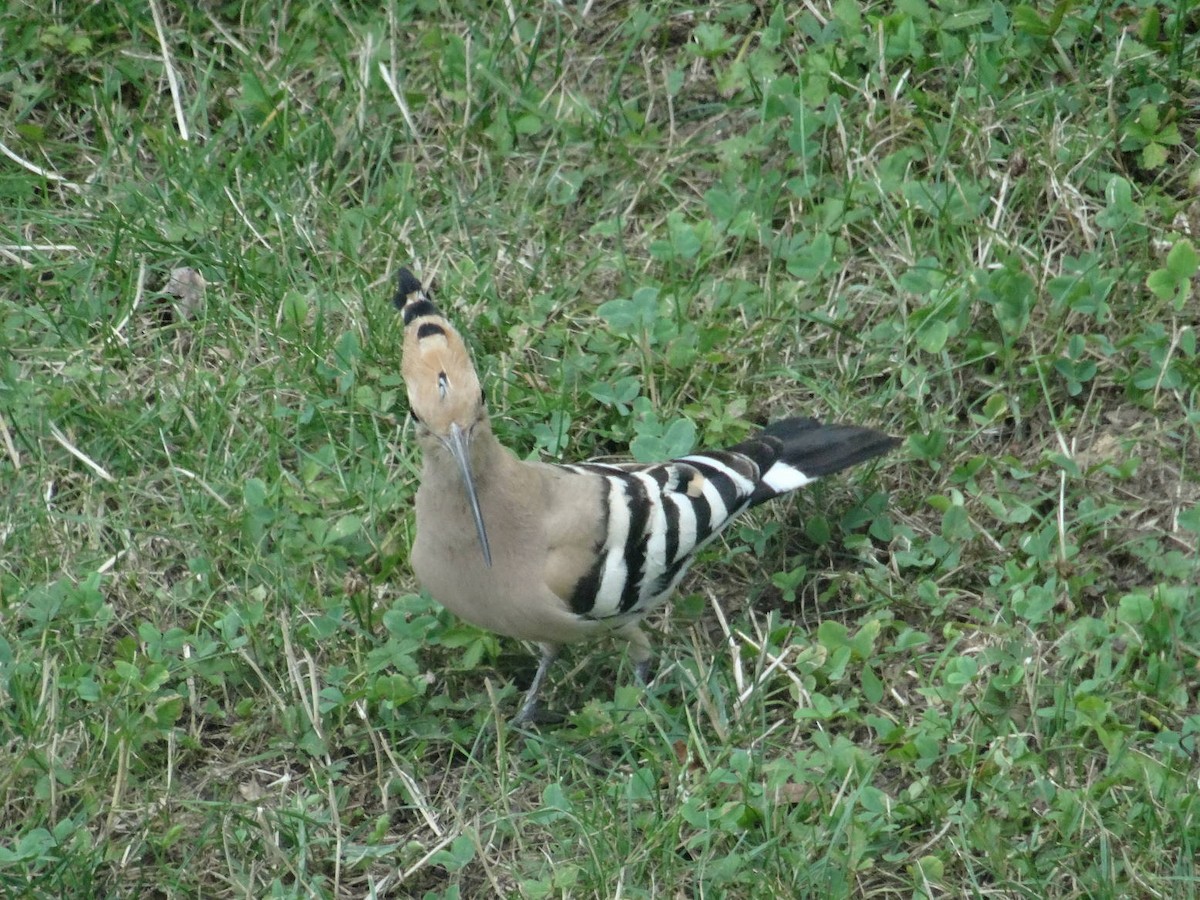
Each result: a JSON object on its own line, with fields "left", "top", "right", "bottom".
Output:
{"left": 560, "top": 451, "right": 765, "bottom": 622}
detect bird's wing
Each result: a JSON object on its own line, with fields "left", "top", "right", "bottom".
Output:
{"left": 547, "top": 451, "right": 763, "bottom": 622}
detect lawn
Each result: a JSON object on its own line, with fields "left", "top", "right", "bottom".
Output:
{"left": 2, "top": 1, "right": 1199, "bottom": 897}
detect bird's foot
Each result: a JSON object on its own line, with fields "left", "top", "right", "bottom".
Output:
{"left": 633, "top": 657, "right": 654, "bottom": 686}
{"left": 511, "top": 700, "right": 565, "bottom": 727}
{"left": 511, "top": 645, "right": 562, "bottom": 727}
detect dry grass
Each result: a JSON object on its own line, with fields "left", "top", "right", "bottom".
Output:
{"left": 2, "top": 1, "right": 1199, "bottom": 897}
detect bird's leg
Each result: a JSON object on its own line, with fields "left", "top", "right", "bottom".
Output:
{"left": 512, "top": 643, "right": 560, "bottom": 725}
{"left": 619, "top": 623, "right": 654, "bottom": 686}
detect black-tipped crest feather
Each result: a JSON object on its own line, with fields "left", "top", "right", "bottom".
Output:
{"left": 394, "top": 268, "right": 443, "bottom": 323}
{"left": 394, "top": 268, "right": 424, "bottom": 304}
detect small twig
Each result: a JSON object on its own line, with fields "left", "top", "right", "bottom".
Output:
{"left": 149, "top": 0, "right": 190, "bottom": 141}
{"left": 97, "top": 550, "right": 128, "bottom": 574}
{"left": 110, "top": 259, "right": 146, "bottom": 344}
{"left": 377, "top": 62, "right": 432, "bottom": 164}
{"left": 1057, "top": 467, "right": 1069, "bottom": 563}
{"left": 732, "top": 621, "right": 810, "bottom": 696}
{"left": 911, "top": 816, "right": 956, "bottom": 858}
{"left": 0, "top": 243, "right": 80, "bottom": 252}
{"left": 706, "top": 587, "right": 745, "bottom": 697}
{"left": 384, "top": 757, "right": 445, "bottom": 836}
{"left": 279, "top": 617, "right": 324, "bottom": 744}
{"left": 322, "top": 761, "right": 343, "bottom": 893}
{"left": 224, "top": 186, "right": 272, "bottom": 249}
{"left": 394, "top": 830, "right": 465, "bottom": 887}
{"left": 358, "top": 698, "right": 445, "bottom": 836}
{"left": 0, "top": 140, "right": 80, "bottom": 190}
{"left": 0, "top": 247, "right": 32, "bottom": 268}
{"left": 106, "top": 735, "right": 130, "bottom": 836}
{"left": 170, "top": 466, "right": 233, "bottom": 510}
{"left": 48, "top": 423, "right": 114, "bottom": 482}
{"left": 679, "top": 634, "right": 729, "bottom": 743}
{"left": 237, "top": 648, "right": 290, "bottom": 713}
{"left": 501, "top": 0, "right": 526, "bottom": 59}
{"left": 1151, "top": 321, "right": 1181, "bottom": 408}
{"left": 0, "top": 412, "right": 20, "bottom": 470}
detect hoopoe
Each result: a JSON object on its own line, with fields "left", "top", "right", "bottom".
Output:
{"left": 395, "top": 269, "right": 899, "bottom": 724}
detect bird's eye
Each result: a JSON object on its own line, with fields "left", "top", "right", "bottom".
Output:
{"left": 437, "top": 371, "right": 449, "bottom": 399}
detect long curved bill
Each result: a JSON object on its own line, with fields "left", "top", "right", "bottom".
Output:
{"left": 447, "top": 422, "right": 493, "bottom": 568}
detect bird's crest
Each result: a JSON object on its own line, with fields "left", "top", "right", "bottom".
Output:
{"left": 395, "top": 269, "right": 484, "bottom": 434}
{"left": 395, "top": 267, "right": 493, "bottom": 567}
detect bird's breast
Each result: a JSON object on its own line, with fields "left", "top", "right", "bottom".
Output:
{"left": 411, "top": 480, "right": 597, "bottom": 644}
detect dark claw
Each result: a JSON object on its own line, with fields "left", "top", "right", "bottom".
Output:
{"left": 634, "top": 658, "right": 654, "bottom": 686}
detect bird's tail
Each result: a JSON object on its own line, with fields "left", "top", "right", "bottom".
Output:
{"left": 730, "top": 417, "right": 900, "bottom": 507}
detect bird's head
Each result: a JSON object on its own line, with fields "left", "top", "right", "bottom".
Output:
{"left": 396, "top": 268, "right": 492, "bottom": 567}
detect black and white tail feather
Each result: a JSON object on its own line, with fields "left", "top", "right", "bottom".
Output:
{"left": 558, "top": 419, "right": 900, "bottom": 624}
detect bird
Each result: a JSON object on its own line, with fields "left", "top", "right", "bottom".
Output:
{"left": 394, "top": 268, "right": 900, "bottom": 724}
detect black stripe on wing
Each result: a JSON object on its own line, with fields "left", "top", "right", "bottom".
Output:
{"left": 618, "top": 474, "right": 652, "bottom": 614}
{"left": 680, "top": 455, "right": 757, "bottom": 525}
{"left": 558, "top": 451, "right": 764, "bottom": 621}
{"left": 566, "top": 483, "right": 609, "bottom": 616}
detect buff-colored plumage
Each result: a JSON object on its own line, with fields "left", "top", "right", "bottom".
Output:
{"left": 393, "top": 268, "right": 899, "bottom": 724}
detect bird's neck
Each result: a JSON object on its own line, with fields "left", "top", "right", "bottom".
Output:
{"left": 422, "top": 422, "right": 512, "bottom": 490}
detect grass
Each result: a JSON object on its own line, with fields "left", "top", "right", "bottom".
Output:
{"left": 2, "top": 0, "right": 1199, "bottom": 896}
